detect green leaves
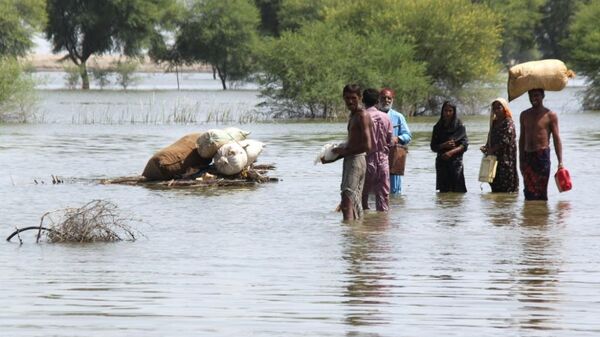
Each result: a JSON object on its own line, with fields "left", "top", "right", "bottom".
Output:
{"left": 0, "top": 0, "right": 46, "bottom": 57}
{"left": 176, "top": 0, "right": 260, "bottom": 89}
{"left": 564, "top": 0, "right": 600, "bottom": 110}
{"left": 45, "top": 0, "right": 176, "bottom": 88}
{"left": 256, "top": 22, "right": 429, "bottom": 118}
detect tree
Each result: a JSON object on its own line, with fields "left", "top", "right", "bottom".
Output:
{"left": 565, "top": 0, "right": 600, "bottom": 110}
{"left": 535, "top": 0, "right": 582, "bottom": 60}
{"left": 0, "top": 57, "right": 36, "bottom": 123}
{"left": 0, "top": 0, "right": 46, "bottom": 57}
{"left": 326, "top": 0, "right": 502, "bottom": 110}
{"left": 254, "top": 0, "right": 282, "bottom": 36}
{"left": 256, "top": 22, "right": 429, "bottom": 118}
{"left": 0, "top": 0, "right": 43, "bottom": 122}
{"left": 476, "top": 0, "right": 544, "bottom": 65}
{"left": 176, "top": 0, "right": 260, "bottom": 90}
{"left": 45, "top": 0, "right": 175, "bottom": 89}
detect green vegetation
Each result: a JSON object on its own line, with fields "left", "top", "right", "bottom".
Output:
{"left": 257, "top": 0, "right": 500, "bottom": 117}
{"left": 0, "top": 57, "right": 37, "bottom": 123}
{"left": 176, "top": 0, "right": 260, "bottom": 90}
{"left": 257, "top": 22, "right": 429, "bottom": 118}
{"left": 0, "top": 0, "right": 43, "bottom": 123}
{"left": 1, "top": 0, "right": 598, "bottom": 121}
{"left": 0, "top": 0, "right": 46, "bottom": 57}
{"left": 45, "top": 0, "right": 177, "bottom": 89}
{"left": 565, "top": 0, "right": 600, "bottom": 110}
{"left": 113, "top": 60, "right": 139, "bottom": 90}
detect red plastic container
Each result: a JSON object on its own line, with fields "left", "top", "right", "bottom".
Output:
{"left": 554, "top": 167, "right": 572, "bottom": 192}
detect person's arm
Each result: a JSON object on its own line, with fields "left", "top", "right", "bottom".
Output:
{"left": 549, "top": 111, "right": 563, "bottom": 168}
{"left": 430, "top": 127, "right": 440, "bottom": 152}
{"left": 519, "top": 113, "right": 525, "bottom": 173}
{"left": 398, "top": 114, "right": 412, "bottom": 145}
{"left": 387, "top": 118, "right": 393, "bottom": 147}
{"left": 442, "top": 145, "right": 465, "bottom": 160}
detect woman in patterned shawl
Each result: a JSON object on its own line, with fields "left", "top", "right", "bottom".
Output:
{"left": 430, "top": 101, "right": 468, "bottom": 193}
{"left": 480, "top": 98, "right": 519, "bottom": 192}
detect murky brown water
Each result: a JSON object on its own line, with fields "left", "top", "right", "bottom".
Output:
{"left": 1, "top": 80, "right": 599, "bottom": 336}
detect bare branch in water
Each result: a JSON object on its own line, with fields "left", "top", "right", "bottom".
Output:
{"left": 6, "top": 200, "right": 142, "bottom": 243}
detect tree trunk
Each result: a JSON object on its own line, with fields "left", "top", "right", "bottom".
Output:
{"left": 80, "top": 62, "right": 90, "bottom": 90}
{"left": 215, "top": 66, "right": 227, "bottom": 90}
{"left": 175, "top": 64, "right": 180, "bottom": 90}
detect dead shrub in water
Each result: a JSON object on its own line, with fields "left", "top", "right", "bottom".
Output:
{"left": 41, "top": 200, "right": 140, "bottom": 243}
{"left": 4, "top": 200, "right": 144, "bottom": 243}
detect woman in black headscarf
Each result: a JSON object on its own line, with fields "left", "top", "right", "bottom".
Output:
{"left": 430, "top": 101, "right": 468, "bottom": 192}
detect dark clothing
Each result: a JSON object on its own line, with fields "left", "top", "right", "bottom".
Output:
{"left": 489, "top": 119, "right": 519, "bottom": 192}
{"left": 430, "top": 117, "right": 468, "bottom": 193}
{"left": 522, "top": 148, "right": 550, "bottom": 200}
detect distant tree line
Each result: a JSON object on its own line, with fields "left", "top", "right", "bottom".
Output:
{"left": 1, "top": 0, "right": 599, "bottom": 122}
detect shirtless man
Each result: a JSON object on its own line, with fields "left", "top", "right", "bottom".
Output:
{"left": 519, "top": 88, "right": 564, "bottom": 200}
{"left": 324, "top": 84, "right": 373, "bottom": 221}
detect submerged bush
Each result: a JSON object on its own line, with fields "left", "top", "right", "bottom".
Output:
{"left": 0, "top": 57, "right": 37, "bottom": 123}
{"left": 63, "top": 64, "right": 81, "bottom": 89}
{"left": 113, "top": 60, "right": 139, "bottom": 90}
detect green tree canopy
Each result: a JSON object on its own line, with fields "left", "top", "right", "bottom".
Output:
{"left": 535, "top": 0, "right": 582, "bottom": 61}
{"left": 476, "top": 0, "right": 543, "bottom": 65}
{"left": 256, "top": 21, "right": 429, "bottom": 118}
{"left": 0, "top": 57, "right": 36, "bottom": 123}
{"left": 0, "top": 0, "right": 46, "bottom": 57}
{"left": 45, "top": 0, "right": 176, "bottom": 89}
{"left": 565, "top": 0, "right": 600, "bottom": 110}
{"left": 176, "top": 0, "right": 260, "bottom": 90}
{"left": 254, "top": 0, "right": 282, "bottom": 36}
{"left": 323, "top": 0, "right": 502, "bottom": 111}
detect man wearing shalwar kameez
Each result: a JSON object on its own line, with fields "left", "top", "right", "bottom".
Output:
{"left": 379, "top": 88, "right": 412, "bottom": 194}
{"left": 361, "top": 88, "right": 393, "bottom": 212}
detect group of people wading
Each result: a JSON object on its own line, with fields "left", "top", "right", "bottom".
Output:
{"left": 326, "top": 84, "right": 564, "bottom": 221}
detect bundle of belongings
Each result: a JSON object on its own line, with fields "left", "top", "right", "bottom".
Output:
{"left": 507, "top": 59, "right": 575, "bottom": 101}
{"left": 142, "top": 127, "right": 265, "bottom": 181}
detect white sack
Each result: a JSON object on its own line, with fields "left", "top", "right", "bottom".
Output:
{"left": 214, "top": 142, "right": 248, "bottom": 175}
{"left": 315, "top": 142, "right": 343, "bottom": 165}
{"left": 197, "top": 127, "right": 250, "bottom": 159}
{"left": 239, "top": 139, "right": 265, "bottom": 164}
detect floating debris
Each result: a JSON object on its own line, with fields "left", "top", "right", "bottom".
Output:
{"left": 101, "top": 164, "right": 278, "bottom": 188}
{"left": 6, "top": 200, "right": 141, "bottom": 243}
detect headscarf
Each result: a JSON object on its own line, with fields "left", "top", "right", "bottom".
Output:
{"left": 491, "top": 97, "right": 513, "bottom": 119}
{"left": 432, "top": 101, "right": 468, "bottom": 148}
{"left": 485, "top": 97, "right": 513, "bottom": 147}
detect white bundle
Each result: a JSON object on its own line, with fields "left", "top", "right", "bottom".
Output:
{"left": 197, "top": 127, "right": 250, "bottom": 159}
{"left": 214, "top": 142, "right": 248, "bottom": 175}
{"left": 238, "top": 139, "right": 265, "bottom": 164}
{"left": 314, "top": 143, "right": 342, "bottom": 165}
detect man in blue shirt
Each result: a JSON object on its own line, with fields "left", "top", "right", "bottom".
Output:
{"left": 379, "top": 88, "right": 412, "bottom": 194}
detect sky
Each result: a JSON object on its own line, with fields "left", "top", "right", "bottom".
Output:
{"left": 32, "top": 33, "right": 51, "bottom": 54}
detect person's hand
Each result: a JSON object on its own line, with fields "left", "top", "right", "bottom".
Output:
{"left": 391, "top": 136, "right": 399, "bottom": 146}
{"left": 480, "top": 145, "right": 487, "bottom": 154}
{"left": 442, "top": 139, "right": 455, "bottom": 150}
{"left": 441, "top": 150, "right": 453, "bottom": 160}
{"left": 558, "top": 162, "right": 564, "bottom": 169}
{"left": 332, "top": 147, "right": 343, "bottom": 155}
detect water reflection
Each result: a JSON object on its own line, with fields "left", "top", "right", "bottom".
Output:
{"left": 435, "top": 193, "right": 466, "bottom": 226}
{"left": 482, "top": 193, "right": 519, "bottom": 227}
{"left": 341, "top": 213, "right": 393, "bottom": 333}
{"left": 513, "top": 201, "right": 564, "bottom": 331}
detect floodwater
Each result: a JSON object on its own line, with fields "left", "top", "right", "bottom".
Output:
{"left": 1, "top": 74, "right": 599, "bottom": 336}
